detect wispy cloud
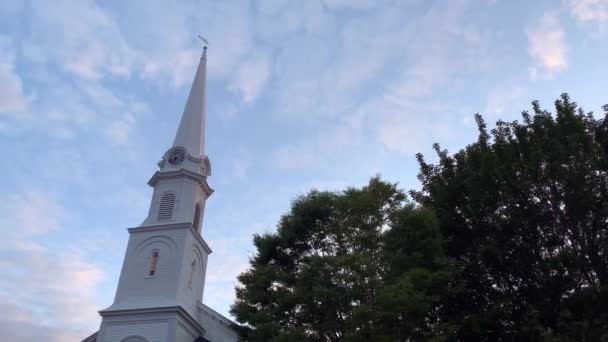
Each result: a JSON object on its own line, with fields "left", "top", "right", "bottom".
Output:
{"left": 229, "top": 51, "right": 272, "bottom": 104}
{"left": 0, "top": 36, "right": 27, "bottom": 113}
{"left": 231, "top": 157, "right": 252, "bottom": 181}
{"left": 323, "top": 0, "right": 377, "bottom": 10}
{"left": 484, "top": 84, "right": 526, "bottom": 116}
{"left": 527, "top": 12, "right": 568, "bottom": 78}
{"left": 0, "top": 191, "right": 104, "bottom": 341}
{"left": 567, "top": 0, "right": 608, "bottom": 25}
{"left": 273, "top": 0, "right": 492, "bottom": 164}
{"left": 26, "top": 0, "right": 135, "bottom": 80}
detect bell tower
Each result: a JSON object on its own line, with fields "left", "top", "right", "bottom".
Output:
{"left": 95, "top": 45, "right": 215, "bottom": 342}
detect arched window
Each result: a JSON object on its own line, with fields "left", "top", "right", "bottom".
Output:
{"left": 157, "top": 193, "right": 176, "bottom": 221}
{"left": 193, "top": 203, "right": 201, "bottom": 231}
{"left": 188, "top": 259, "right": 197, "bottom": 288}
{"left": 148, "top": 249, "right": 160, "bottom": 276}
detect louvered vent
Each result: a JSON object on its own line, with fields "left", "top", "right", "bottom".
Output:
{"left": 157, "top": 193, "right": 176, "bottom": 221}
{"left": 193, "top": 203, "right": 201, "bottom": 231}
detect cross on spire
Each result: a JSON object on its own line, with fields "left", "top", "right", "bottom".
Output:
{"left": 197, "top": 35, "right": 208, "bottom": 46}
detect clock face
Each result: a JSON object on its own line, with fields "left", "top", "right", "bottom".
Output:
{"left": 167, "top": 150, "right": 185, "bottom": 165}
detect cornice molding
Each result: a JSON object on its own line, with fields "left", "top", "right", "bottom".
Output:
{"left": 148, "top": 169, "right": 202, "bottom": 186}
{"left": 99, "top": 305, "right": 206, "bottom": 335}
{"left": 147, "top": 169, "right": 214, "bottom": 197}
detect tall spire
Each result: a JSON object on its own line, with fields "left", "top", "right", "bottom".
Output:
{"left": 173, "top": 45, "right": 207, "bottom": 157}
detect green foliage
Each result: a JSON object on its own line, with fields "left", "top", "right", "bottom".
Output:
{"left": 231, "top": 177, "right": 450, "bottom": 341}
{"left": 232, "top": 94, "right": 608, "bottom": 341}
{"left": 413, "top": 94, "right": 608, "bottom": 341}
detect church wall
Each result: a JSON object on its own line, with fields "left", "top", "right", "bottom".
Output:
{"left": 144, "top": 179, "right": 185, "bottom": 226}
{"left": 144, "top": 177, "right": 202, "bottom": 228}
{"left": 98, "top": 310, "right": 206, "bottom": 342}
{"left": 111, "top": 227, "right": 188, "bottom": 310}
{"left": 99, "top": 320, "right": 168, "bottom": 342}
{"left": 176, "top": 231, "right": 209, "bottom": 318}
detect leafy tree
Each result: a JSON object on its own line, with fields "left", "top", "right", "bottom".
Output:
{"left": 413, "top": 94, "right": 608, "bottom": 341}
{"left": 231, "top": 178, "right": 450, "bottom": 341}
{"left": 232, "top": 94, "right": 608, "bottom": 341}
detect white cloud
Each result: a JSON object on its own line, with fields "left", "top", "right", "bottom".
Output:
{"left": 1, "top": 192, "right": 65, "bottom": 239}
{"left": 203, "top": 236, "right": 253, "bottom": 318}
{"left": 368, "top": 97, "right": 457, "bottom": 155}
{"left": 27, "top": 0, "right": 136, "bottom": 81}
{"left": 527, "top": 12, "right": 568, "bottom": 77}
{"left": 567, "top": 0, "right": 608, "bottom": 24}
{"left": 388, "top": 58, "right": 450, "bottom": 100}
{"left": 203, "top": 2, "right": 255, "bottom": 78}
{"left": 82, "top": 82, "right": 124, "bottom": 108}
{"left": 229, "top": 51, "right": 272, "bottom": 103}
{"left": 106, "top": 116, "right": 135, "bottom": 145}
{"left": 0, "top": 191, "right": 104, "bottom": 341}
{"left": 104, "top": 98, "right": 148, "bottom": 145}
{"left": 484, "top": 84, "right": 525, "bottom": 116}
{"left": 0, "top": 36, "right": 27, "bottom": 113}
{"left": 0, "top": 249, "right": 104, "bottom": 341}
{"left": 0, "top": 65, "right": 27, "bottom": 113}
{"left": 0, "top": 303, "right": 85, "bottom": 342}
{"left": 275, "top": 114, "right": 364, "bottom": 169}
{"left": 268, "top": 3, "right": 411, "bottom": 117}
{"left": 272, "top": 0, "right": 490, "bottom": 166}
{"left": 21, "top": 0, "right": 213, "bottom": 88}
{"left": 323, "top": 0, "right": 377, "bottom": 10}
{"left": 231, "top": 157, "right": 252, "bottom": 181}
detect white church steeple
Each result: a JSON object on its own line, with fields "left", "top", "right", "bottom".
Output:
{"left": 173, "top": 46, "right": 208, "bottom": 157}
{"left": 90, "top": 42, "right": 238, "bottom": 342}
{"left": 142, "top": 44, "right": 213, "bottom": 230}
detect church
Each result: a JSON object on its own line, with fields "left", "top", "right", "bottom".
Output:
{"left": 82, "top": 45, "right": 240, "bottom": 342}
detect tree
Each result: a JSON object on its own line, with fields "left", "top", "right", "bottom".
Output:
{"left": 231, "top": 178, "right": 450, "bottom": 341}
{"left": 413, "top": 94, "right": 608, "bottom": 341}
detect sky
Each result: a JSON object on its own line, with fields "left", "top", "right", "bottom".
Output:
{"left": 1, "top": 0, "right": 608, "bottom": 340}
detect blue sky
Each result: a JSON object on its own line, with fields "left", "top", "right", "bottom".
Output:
{"left": 1, "top": 0, "right": 608, "bottom": 340}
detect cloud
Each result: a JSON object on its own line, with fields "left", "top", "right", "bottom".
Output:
{"left": 0, "top": 65, "right": 27, "bottom": 113}
{"left": 0, "top": 36, "right": 27, "bottom": 113}
{"left": 567, "top": 0, "right": 608, "bottom": 24}
{"left": 229, "top": 51, "right": 272, "bottom": 103}
{"left": 484, "top": 84, "right": 525, "bottom": 116}
{"left": 275, "top": 115, "right": 364, "bottom": 169}
{"left": 203, "top": 236, "right": 253, "bottom": 318}
{"left": 0, "top": 303, "right": 85, "bottom": 342}
{"left": 323, "top": 0, "right": 377, "bottom": 10}
{"left": 231, "top": 157, "right": 252, "bottom": 181}
{"left": 104, "top": 96, "right": 149, "bottom": 145}
{"left": 526, "top": 12, "right": 568, "bottom": 77}
{"left": 22, "top": 0, "right": 222, "bottom": 88}
{"left": 368, "top": 97, "right": 457, "bottom": 155}
{"left": 2, "top": 192, "right": 65, "bottom": 240}
{"left": 272, "top": 0, "right": 490, "bottom": 166}
{"left": 0, "top": 249, "right": 104, "bottom": 341}
{"left": 0, "top": 191, "right": 104, "bottom": 341}
{"left": 27, "top": 0, "right": 135, "bottom": 81}
{"left": 268, "top": 3, "right": 402, "bottom": 117}
{"left": 106, "top": 116, "right": 135, "bottom": 145}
